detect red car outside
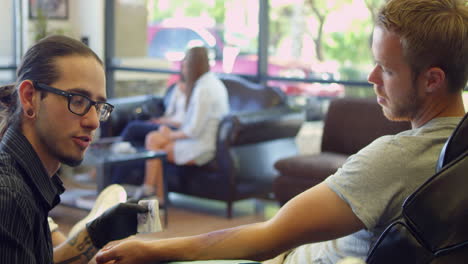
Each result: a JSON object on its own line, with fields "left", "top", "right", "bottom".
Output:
{"left": 147, "top": 23, "right": 344, "bottom": 98}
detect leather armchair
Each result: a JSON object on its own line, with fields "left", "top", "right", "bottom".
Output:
{"left": 273, "top": 97, "right": 411, "bottom": 205}
{"left": 101, "top": 75, "right": 305, "bottom": 217}
{"left": 100, "top": 95, "right": 167, "bottom": 138}
{"left": 366, "top": 113, "right": 468, "bottom": 264}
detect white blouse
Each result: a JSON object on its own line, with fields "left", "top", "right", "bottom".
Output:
{"left": 174, "top": 72, "right": 229, "bottom": 165}
{"left": 163, "top": 84, "right": 186, "bottom": 124}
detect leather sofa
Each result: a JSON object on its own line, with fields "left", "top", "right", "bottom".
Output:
{"left": 273, "top": 97, "right": 411, "bottom": 205}
{"left": 101, "top": 74, "right": 305, "bottom": 217}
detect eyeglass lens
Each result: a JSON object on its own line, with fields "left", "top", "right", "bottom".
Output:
{"left": 98, "top": 104, "right": 113, "bottom": 121}
{"left": 69, "top": 94, "right": 112, "bottom": 121}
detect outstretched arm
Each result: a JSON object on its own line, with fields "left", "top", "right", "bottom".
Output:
{"left": 95, "top": 183, "right": 365, "bottom": 264}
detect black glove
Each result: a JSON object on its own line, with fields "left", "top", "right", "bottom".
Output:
{"left": 86, "top": 202, "right": 148, "bottom": 248}
{"left": 126, "top": 197, "right": 140, "bottom": 204}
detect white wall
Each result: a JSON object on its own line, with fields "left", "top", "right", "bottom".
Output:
{"left": 115, "top": 0, "right": 147, "bottom": 57}
{"left": 21, "top": 0, "right": 105, "bottom": 59}
{"left": 5, "top": 0, "right": 151, "bottom": 67}
{"left": 0, "top": 0, "right": 14, "bottom": 81}
{"left": 70, "top": 0, "right": 105, "bottom": 60}
{"left": 0, "top": 0, "right": 13, "bottom": 61}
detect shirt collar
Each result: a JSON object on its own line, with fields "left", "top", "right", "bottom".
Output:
{"left": 0, "top": 126, "right": 65, "bottom": 210}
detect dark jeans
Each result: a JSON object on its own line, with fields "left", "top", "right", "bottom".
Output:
{"left": 112, "top": 120, "right": 175, "bottom": 185}
{"left": 120, "top": 120, "right": 161, "bottom": 147}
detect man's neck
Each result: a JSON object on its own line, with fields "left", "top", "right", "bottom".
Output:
{"left": 21, "top": 123, "right": 61, "bottom": 177}
{"left": 411, "top": 92, "right": 465, "bottom": 128}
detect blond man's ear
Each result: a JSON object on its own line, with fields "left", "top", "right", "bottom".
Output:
{"left": 423, "top": 67, "right": 446, "bottom": 94}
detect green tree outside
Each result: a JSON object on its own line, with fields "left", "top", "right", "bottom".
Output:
{"left": 148, "top": 0, "right": 385, "bottom": 83}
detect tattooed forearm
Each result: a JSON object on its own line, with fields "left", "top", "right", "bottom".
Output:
{"left": 67, "top": 236, "right": 78, "bottom": 246}
{"left": 77, "top": 236, "right": 93, "bottom": 251}
{"left": 82, "top": 241, "right": 98, "bottom": 260}
{"left": 54, "top": 230, "right": 98, "bottom": 264}
{"left": 55, "top": 243, "right": 97, "bottom": 264}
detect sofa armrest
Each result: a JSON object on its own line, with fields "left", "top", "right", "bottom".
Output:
{"left": 100, "top": 95, "right": 166, "bottom": 137}
{"left": 218, "top": 106, "right": 305, "bottom": 146}
{"left": 274, "top": 152, "right": 348, "bottom": 179}
{"left": 272, "top": 152, "right": 348, "bottom": 205}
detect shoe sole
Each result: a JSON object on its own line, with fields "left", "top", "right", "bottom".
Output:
{"left": 68, "top": 184, "right": 127, "bottom": 238}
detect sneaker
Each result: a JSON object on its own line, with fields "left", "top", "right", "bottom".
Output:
{"left": 123, "top": 184, "right": 165, "bottom": 206}
{"left": 68, "top": 184, "right": 127, "bottom": 238}
{"left": 132, "top": 184, "right": 157, "bottom": 201}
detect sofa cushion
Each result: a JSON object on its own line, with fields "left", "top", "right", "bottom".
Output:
{"left": 273, "top": 152, "right": 348, "bottom": 204}
{"left": 274, "top": 152, "right": 348, "bottom": 180}
{"left": 221, "top": 75, "right": 284, "bottom": 113}
{"left": 321, "top": 97, "right": 411, "bottom": 155}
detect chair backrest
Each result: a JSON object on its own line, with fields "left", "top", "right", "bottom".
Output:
{"left": 164, "top": 74, "right": 286, "bottom": 113}
{"left": 101, "top": 75, "right": 287, "bottom": 137}
{"left": 366, "top": 113, "right": 468, "bottom": 264}
{"left": 218, "top": 75, "right": 286, "bottom": 113}
{"left": 321, "top": 97, "right": 411, "bottom": 155}
{"left": 436, "top": 113, "right": 468, "bottom": 171}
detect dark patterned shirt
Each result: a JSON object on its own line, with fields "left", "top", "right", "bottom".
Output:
{"left": 0, "top": 126, "right": 64, "bottom": 263}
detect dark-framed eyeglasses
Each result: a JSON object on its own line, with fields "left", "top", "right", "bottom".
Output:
{"left": 33, "top": 82, "right": 114, "bottom": 122}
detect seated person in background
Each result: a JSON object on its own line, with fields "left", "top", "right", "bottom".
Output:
{"left": 0, "top": 36, "right": 147, "bottom": 263}
{"left": 111, "top": 70, "right": 187, "bottom": 187}
{"left": 137, "top": 46, "right": 229, "bottom": 201}
{"left": 94, "top": 0, "right": 467, "bottom": 263}
{"left": 119, "top": 80, "right": 187, "bottom": 147}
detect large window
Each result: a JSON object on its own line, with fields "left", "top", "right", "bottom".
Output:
{"left": 112, "top": 0, "right": 259, "bottom": 98}
{"left": 108, "top": 0, "right": 382, "bottom": 100}
{"left": 268, "top": 0, "right": 383, "bottom": 98}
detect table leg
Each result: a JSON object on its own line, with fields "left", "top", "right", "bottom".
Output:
{"left": 161, "top": 158, "right": 169, "bottom": 227}
{"left": 96, "top": 163, "right": 110, "bottom": 193}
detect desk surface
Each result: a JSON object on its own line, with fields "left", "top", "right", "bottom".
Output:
{"left": 62, "top": 145, "right": 169, "bottom": 226}
{"left": 83, "top": 147, "right": 166, "bottom": 166}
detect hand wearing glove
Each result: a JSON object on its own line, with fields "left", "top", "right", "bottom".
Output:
{"left": 86, "top": 202, "right": 148, "bottom": 248}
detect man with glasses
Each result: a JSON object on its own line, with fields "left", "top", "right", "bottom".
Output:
{"left": 0, "top": 35, "right": 147, "bottom": 263}
{"left": 33, "top": 81, "right": 114, "bottom": 125}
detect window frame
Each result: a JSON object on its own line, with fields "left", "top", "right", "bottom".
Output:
{"left": 107, "top": 0, "right": 374, "bottom": 98}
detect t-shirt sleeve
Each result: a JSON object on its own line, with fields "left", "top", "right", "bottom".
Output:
{"left": 325, "top": 135, "right": 409, "bottom": 229}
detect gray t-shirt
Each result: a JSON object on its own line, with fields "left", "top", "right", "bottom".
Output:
{"left": 283, "top": 117, "right": 461, "bottom": 264}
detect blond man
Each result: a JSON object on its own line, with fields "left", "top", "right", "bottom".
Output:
{"left": 96, "top": 1, "right": 467, "bottom": 263}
